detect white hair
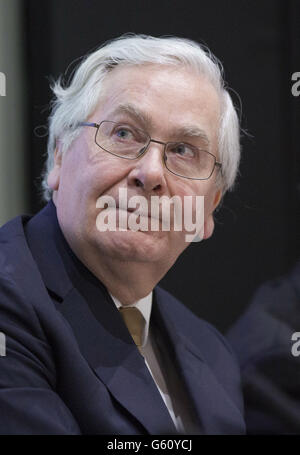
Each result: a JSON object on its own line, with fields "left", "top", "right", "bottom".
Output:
{"left": 42, "top": 33, "right": 241, "bottom": 201}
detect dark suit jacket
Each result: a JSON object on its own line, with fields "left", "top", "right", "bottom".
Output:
{"left": 227, "top": 262, "right": 300, "bottom": 434}
{"left": 0, "top": 201, "right": 245, "bottom": 434}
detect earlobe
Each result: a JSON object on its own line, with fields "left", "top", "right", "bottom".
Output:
{"left": 203, "top": 214, "right": 215, "bottom": 240}
{"left": 213, "top": 189, "right": 222, "bottom": 210}
{"left": 203, "top": 189, "right": 222, "bottom": 240}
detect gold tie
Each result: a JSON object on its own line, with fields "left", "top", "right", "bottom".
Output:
{"left": 119, "top": 306, "right": 146, "bottom": 348}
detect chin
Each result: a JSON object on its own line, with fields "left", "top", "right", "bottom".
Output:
{"left": 93, "top": 228, "right": 169, "bottom": 263}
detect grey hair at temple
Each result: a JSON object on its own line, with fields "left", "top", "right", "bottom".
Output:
{"left": 42, "top": 33, "right": 241, "bottom": 201}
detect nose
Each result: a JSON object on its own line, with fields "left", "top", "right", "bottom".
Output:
{"left": 127, "top": 142, "right": 167, "bottom": 194}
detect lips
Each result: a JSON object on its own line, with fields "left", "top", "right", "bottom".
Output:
{"left": 117, "top": 206, "right": 161, "bottom": 221}
{"left": 114, "top": 202, "right": 161, "bottom": 221}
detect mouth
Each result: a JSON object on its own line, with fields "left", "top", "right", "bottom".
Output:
{"left": 116, "top": 205, "right": 161, "bottom": 222}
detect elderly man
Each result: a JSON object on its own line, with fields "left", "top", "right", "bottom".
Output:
{"left": 0, "top": 34, "right": 244, "bottom": 434}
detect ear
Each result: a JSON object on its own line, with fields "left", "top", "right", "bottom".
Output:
{"left": 47, "top": 146, "right": 62, "bottom": 191}
{"left": 212, "top": 188, "right": 222, "bottom": 211}
{"left": 203, "top": 189, "right": 222, "bottom": 240}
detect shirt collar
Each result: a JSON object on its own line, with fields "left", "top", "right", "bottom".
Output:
{"left": 110, "top": 292, "right": 153, "bottom": 347}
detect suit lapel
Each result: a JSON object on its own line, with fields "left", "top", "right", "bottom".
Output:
{"left": 172, "top": 341, "right": 244, "bottom": 434}
{"left": 152, "top": 288, "right": 245, "bottom": 434}
{"left": 57, "top": 286, "right": 177, "bottom": 434}
{"left": 24, "top": 202, "right": 177, "bottom": 435}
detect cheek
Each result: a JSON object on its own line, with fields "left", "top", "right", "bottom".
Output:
{"left": 88, "top": 158, "right": 131, "bottom": 197}
{"left": 61, "top": 151, "right": 124, "bottom": 200}
{"left": 176, "top": 181, "right": 217, "bottom": 221}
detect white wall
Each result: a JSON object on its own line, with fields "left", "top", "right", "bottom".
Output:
{"left": 0, "top": 0, "right": 28, "bottom": 226}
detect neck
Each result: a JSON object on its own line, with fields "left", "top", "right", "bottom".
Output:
{"left": 85, "top": 256, "right": 164, "bottom": 305}
{"left": 91, "top": 259, "right": 156, "bottom": 305}
{"left": 67, "top": 238, "right": 168, "bottom": 305}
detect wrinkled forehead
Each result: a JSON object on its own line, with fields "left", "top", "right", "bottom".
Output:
{"left": 99, "top": 62, "right": 221, "bottom": 107}
{"left": 91, "top": 63, "right": 222, "bottom": 149}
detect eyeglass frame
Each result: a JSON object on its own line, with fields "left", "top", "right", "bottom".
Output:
{"left": 78, "top": 120, "right": 222, "bottom": 181}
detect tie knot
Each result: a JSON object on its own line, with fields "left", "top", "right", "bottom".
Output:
{"left": 119, "top": 306, "right": 146, "bottom": 347}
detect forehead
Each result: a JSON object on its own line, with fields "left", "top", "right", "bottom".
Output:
{"left": 91, "top": 64, "right": 221, "bottom": 147}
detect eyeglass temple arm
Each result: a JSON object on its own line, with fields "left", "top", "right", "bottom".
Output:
{"left": 215, "top": 161, "right": 222, "bottom": 178}
{"left": 78, "top": 122, "right": 99, "bottom": 128}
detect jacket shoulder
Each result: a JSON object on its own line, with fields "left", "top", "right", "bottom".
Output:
{"left": 0, "top": 212, "right": 56, "bottom": 340}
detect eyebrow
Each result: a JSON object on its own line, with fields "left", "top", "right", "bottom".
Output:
{"left": 110, "top": 103, "right": 210, "bottom": 147}
{"left": 111, "top": 103, "right": 153, "bottom": 129}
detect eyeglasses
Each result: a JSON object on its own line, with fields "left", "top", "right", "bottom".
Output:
{"left": 78, "top": 120, "right": 222, "bottom": 180}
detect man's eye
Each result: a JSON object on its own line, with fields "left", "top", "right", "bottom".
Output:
{"left": 171, "top": 144, "right": 195, "bottom": 158}
{"left": 114, "top": 128, "right": 134, "bottom": 141}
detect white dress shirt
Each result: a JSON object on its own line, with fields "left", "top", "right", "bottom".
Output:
{"left": 110, "top": 292, "right": 187, "bottom": 434}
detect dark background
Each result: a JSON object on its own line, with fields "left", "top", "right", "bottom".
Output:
{"left": 23, "top": 0, "right": 300, "bottom": 333}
